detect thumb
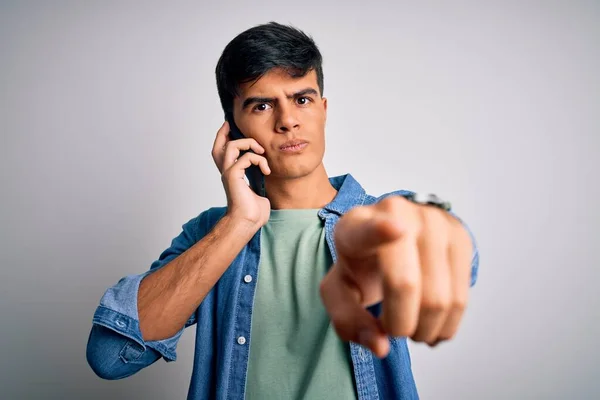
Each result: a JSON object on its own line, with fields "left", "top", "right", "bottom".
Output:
{"left": 320, "top": 266, "right": 391, "bottom": 358}
{"left": 356, "top": 318, "right": 390, "bottom": 359}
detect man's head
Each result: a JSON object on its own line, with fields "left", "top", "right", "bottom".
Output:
{"left": 215, "top": 22, "right": 328, "bottom": 180}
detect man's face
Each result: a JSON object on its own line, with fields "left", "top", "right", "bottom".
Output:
{"left": 232, "top": 67, "right": 328, "bottom": 180}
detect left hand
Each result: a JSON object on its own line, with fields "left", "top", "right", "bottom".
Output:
{"left": 319, "top": 195, "right": 473, "bottom": 358}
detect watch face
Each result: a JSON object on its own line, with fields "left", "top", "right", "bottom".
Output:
{"left": 407, "top": 193, "right": 451, "bottom": 211}
{"left": 413, "top": 193, "right": 433, "bottom": 204}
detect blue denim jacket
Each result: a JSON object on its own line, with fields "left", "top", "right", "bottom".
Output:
{"left": 86, "top": 173, "right": 479, "bottom": 400}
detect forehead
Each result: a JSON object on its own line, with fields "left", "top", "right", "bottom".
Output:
{"left": 236, "top": 68, "right": 319, "bottom": 97}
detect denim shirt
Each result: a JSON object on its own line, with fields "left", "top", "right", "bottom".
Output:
{"left": 86, "top": 173, "right": 479, "bottom": 400}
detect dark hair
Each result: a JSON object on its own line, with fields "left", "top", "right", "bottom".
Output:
{"left": 215, "top": 21, "right": 324, "bottom": 114}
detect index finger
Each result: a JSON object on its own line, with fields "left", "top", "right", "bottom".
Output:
{"left": 334, "top": 207, "right": 404, "bottom": 259}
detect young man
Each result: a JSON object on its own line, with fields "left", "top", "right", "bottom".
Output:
{"left": 87, "top": 22, "right": 479, "bottom": 400}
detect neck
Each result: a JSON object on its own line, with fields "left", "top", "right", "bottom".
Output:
{"left": 265, "top": 163, "right": 338, "bottom": 210}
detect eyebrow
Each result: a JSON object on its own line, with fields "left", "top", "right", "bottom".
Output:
{"left": 241, "top": 88, "right": 319, "bottom": 110}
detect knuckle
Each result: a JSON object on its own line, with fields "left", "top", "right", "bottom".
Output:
{"left": 406, "top": 324, "right": 419, "bottom": 338}
{"left": 411, "top": 332, "right": 428, "bottom": 343}
{"left": 441, "top": 331, "right": 457, "bottom": 341}
{"left": 435, "top": 330, "right": 456, "bottom": 343}
{"left": 318, "top": 278, "right": 328, "bottom": 298}
{"left": 329, "top": 314, "right": 343, "bottom": 329}
{"left": 319, "top": 272, "right": 334, "bottom": 298}
{"left": 451, "top": 297, "right": 467, "bottom": 312}
{"left": 422, "top": 206, "right": 447, "bottom": 226}
{"left": 238, "top": 152, "right": 252, "bottom": 161}
{"left": 225, "top": 145, "right": 238, "bottom": 157}
{"left": 329, "top": 318, "right": 353, "bottom": 342}
{"left": 425, "top": 339, "right": 440, "bottom": 347}
{"left": 377, "top": 196, "right": 421, "bottom": 233}
{"left": 386, "top": 275, "right": 418, "bottom": 293}
{"left": 422, "top": 333, "right": 439, "bottom": 344}
{"left": 421, "top": 297, "right": 450, "bottom": 314}
{"left": 389, "top": 322, "right": 418, "bottom": 338}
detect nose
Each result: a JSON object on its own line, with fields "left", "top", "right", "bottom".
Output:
{"left": 275, "top": 105, "right": 300, "bottom": 133}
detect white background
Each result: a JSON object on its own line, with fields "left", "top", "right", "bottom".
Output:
{"left": 1, "top": 1, "right": 598, "bottom": 398}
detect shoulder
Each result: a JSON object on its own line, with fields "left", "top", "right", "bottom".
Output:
{"left": 344, "top": 173, "right": 415, "bottom": 207}
{"left": 182, "top": 206, "right": 228, "bottom": 239}
{"left": 363, "top": 189, "right": 416, "bottom": 206}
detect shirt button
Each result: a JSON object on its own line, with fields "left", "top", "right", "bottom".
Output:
{"left": 243, "top": 275, "right": 252, "bottom": 283}
{"left": 237, "top": 336, "right": 246, "bottom": 345}
{"left": 115, "top": 320, "right": 126, "bottom": 328}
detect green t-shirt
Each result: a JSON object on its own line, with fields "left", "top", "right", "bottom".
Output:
{"left": 245, "top": 208, "right": 357, "bottom": 400}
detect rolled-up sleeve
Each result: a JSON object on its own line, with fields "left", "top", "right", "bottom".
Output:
{"left": 87, "top": 212, "right": 206, "bottom": 380}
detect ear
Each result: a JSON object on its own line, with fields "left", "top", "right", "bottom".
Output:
{"left": 322, "top": 97, "right": 328, "bottom": 121}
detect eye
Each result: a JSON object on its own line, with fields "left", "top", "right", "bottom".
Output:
{"left": 296, "top": 96, "right": 312, "bottom": 105}
{"left": 253, "top": 103, "right": 272, "bottom": 112}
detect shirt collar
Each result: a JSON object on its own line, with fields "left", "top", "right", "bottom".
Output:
{"left": 321, "top": 173, "right": 367, "bottom": 217}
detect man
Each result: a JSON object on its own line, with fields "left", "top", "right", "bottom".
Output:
{"left": 86, "top": 22, "right": 479, "bottom": 400}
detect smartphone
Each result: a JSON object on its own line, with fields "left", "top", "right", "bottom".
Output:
{"left": 224, "top": 111, "right": 266, "bottom": 197}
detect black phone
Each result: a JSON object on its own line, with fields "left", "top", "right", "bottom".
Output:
{"left": 224, "top": 111, "right": 266, "bottom": 197}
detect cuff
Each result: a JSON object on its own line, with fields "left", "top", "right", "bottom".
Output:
{"left": 93, "top": 269, "right": 187, "bottom": 362}
{"left": 92, "top": 305, "right": 184, "bottom": 362}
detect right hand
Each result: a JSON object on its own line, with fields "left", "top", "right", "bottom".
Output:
{"left": 212, "top": 120, "right": 272, "bottom": 227}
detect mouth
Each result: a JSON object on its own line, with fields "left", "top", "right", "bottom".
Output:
{"left": 280, "top": 140, "right": 309, "bottom": 153}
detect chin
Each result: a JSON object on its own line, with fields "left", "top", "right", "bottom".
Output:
{"left": 270, "top": 164, "right": 319, "bottom": 179}
{"left": 270, "top": 170, "right": 309, "bottom": 180}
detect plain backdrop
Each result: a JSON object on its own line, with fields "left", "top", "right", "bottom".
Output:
{"left": 1, "top": 1, "right": 599, "bottom": 399}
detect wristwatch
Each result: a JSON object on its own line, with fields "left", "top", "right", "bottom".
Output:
{"left": 404, "top": 193, "right": 452, "bottom": 211}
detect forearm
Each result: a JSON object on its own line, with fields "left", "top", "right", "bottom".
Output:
{"left": 138, "top": 214, "right": 259, "bottom": 341}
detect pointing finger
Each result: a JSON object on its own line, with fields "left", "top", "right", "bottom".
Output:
{"left": 334, "top": 208, "right": 404, "bottom": 260}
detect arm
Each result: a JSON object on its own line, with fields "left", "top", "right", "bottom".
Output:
{"left": 86, "top": 212, "right": 260, "bottom": 380}
{"left": 137, "top": 214, "right": 258, "bottom": 341}
{"left": 87, "top": 120, "right": 272, "bottom": 380}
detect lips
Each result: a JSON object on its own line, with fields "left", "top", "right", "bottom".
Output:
{"left": 280, "top": 139, "right": 308, "bottom": 150}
